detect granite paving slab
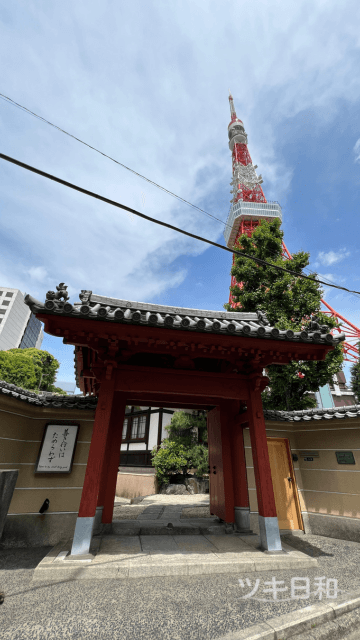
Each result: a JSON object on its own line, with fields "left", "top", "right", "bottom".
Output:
{"left": 31, "top": 532, "right": 317, "bottom": 583}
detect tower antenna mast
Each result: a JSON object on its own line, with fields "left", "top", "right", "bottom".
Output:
{"left": 224, "top": 94, "right": 360, "bottom": 363}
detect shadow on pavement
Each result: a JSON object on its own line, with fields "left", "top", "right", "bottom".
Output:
{"left": 282, "top": 535, "right": 334, "bottom": 558}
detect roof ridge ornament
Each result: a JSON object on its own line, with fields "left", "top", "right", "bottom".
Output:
{"left": 79, "top": 290, "right": 92, "bottom": 304}
{"left": 46, "top": 283, "right": 69, "bottom": 303}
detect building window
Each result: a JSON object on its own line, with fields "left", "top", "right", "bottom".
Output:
{"left": 2, "top": 300, "right": 10, "bottom": 306}
{"left": 122, "top": 408, "right": 149, "bottom": 441}
{"left": 19, "top": 313, "right": 42, "bottom": 349}
{"left": 0, "top": 291, "right": 3, "bottom": 296}
{"left": 131, "top": 415, "right": 146, "bottom": 439}
{"left": 122, "top": 418, "right": 129, "bottom": 440}
{"left": 0, "top": 309, "right": 6, "bottom": 315}
{"left": 0, "top": 319, "right": 2, "bottom": 323}
{"left": 5, "top": 292, "right": 13, "bottom": 298}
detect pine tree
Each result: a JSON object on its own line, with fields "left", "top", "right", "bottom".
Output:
{"left": 151, "top": 411, "right": 208, "bottom": 487}
{"left": 224, "top": 218, "right": 344, "bottom": 411}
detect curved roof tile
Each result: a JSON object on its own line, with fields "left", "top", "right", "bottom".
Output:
{"left": 0, "top": 381, "right": 97, "bottom": 410}
{"left": 24, "top": 288, "right": 346, "bottom": 346}
{"left": 1, "top": 380, "right": 359, "bottom": 421}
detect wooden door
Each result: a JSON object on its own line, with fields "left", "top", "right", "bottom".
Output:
{"left": 207, "top": 406, "right": 234, "bottom": 522}
{"left": 267, "top": 438, "right": 303, "bottom": 530}
{"left": 207, "top": 407, "right": 226, "bottom": 520}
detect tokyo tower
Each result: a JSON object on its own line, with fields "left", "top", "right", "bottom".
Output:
{"left": 224, "top": 93, "right": 360, "bottom": 363}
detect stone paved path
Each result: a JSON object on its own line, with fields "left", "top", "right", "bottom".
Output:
{"left": 113, "top": 494, "right": 210, "bottom": 521}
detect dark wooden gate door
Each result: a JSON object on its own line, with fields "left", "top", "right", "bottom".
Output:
{"left": 207, "top": 406, "right": 234, "bottom": 522}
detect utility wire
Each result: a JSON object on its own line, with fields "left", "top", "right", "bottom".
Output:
{"left": 2, "top": 91, "right": 349, "bottom": 295}
{"left": 0, "top": 91, "right": 229, "bottom": 229}
{"left": 1, "top": 151, "right": 360, "bottom": 299}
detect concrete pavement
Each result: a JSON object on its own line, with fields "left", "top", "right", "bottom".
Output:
{"left": 2, "top": 532, "right": 360, "bottom": 639}
{"left": 32, "top": 531, "right": 318, "bottom": 583}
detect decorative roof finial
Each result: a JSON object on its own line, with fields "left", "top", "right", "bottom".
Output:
{"left": 46, "top": 283, "right": 69, "bottom": 302}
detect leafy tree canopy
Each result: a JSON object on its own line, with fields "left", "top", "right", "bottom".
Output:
{"left": 350, "top": 344, "right": 360, "bottom": 403}
{"left": 0, "top": 348, "right": 66, "bottom": 394}
{"left": 224, "top": 218, "right": 344, "bottom": 411}
{"left": 151, "top": 411, "right": 208, "bottom": 486}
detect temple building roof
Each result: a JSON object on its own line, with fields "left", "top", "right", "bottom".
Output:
{"left": 263, "top": 405, "right": 360, "bottom": 422}
{"left": 24, "top": 287, "right": 346, "bottom": 347}
{"left": 0, "top": 380, "right": 97, "bottom": 409}
{"left": 1, "top": 380, "right": 359, "bottom": 421}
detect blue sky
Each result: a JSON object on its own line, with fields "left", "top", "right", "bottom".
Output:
{"left": 0, "top": 0, "right": 359, "bottom": 388}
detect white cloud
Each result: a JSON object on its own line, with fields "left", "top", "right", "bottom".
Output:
{"left": 354, "top": 138, "right": 360, "bottom": 163}
{"left": 317, "top": 250, "right": 351, "bottom": 266}
{"left": 27, "top": 266, "right": 48, "bottom": 282}
{"left": 317, "top": 273, "right": 346, "bottom": 284}
{"left": 0, "top": 0, "right": 360, "bottom": 305}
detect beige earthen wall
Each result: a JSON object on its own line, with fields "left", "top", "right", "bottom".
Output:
{"left": 0, "top": 393, "right": 95, "bottom": 515}
{"left": 289, "top": 418, "right": 360, "bottom": 523}
{"left": 246, "top": 418, "right": 360, "bottom": 541}
{"left": 116, "top": 472, "right": 158, "bottom": 499}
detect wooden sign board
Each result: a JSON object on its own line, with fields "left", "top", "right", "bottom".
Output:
{"left": 35, "top": 424, "right": 79, "bottom": 474}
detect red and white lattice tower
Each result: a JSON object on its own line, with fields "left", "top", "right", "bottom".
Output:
{"left": 224, "top": 93, "right": 360, "bottom": 363}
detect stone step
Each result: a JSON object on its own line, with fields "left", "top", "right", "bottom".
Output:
{"left": 31, "top": 534, "right": 318, "bottom": 583}
{"left": 99, "top": 521, "right": 234, "bottom": 536}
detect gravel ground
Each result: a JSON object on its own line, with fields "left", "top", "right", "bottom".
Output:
{"left": 114, "top": 496, "right": 132, "bottom": 504}
{"left": 2, "top": 533, "right": 360, "bottom": 639}
{"left": 141, "top": 494, "right": 210, "bottom": 505}
{"left": 181, "top": 507, "right": 211, "bottom": 519}
{"left": 112, "top": 505, "right": 147, "bottom": 520}
{"left": 112, "top": 495, "right": 210, "bottom": 520}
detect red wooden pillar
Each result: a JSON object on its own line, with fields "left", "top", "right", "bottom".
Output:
{"left": 96, "top": 414, "right": 115, "bottom": 511}
{"left": 230, "top": 415, "right": 251, "bottom": 532}
{"left": 95, "top": 394, "right": 126, "bottom": 526}
{"left": 246, "top": 376, "right": 282, "bottom": 551}
{"left": 70, "top": 377, "right": 117, "bottom": 556}
{"left": 102, "top": 394, "right": 127, "bottom": 523}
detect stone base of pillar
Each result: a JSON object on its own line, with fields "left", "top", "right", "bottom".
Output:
{"left": 234, "top": 506, "right": 253, "bottom": 533}
{"left": 258, "top": 515, "right": 282, "bottom": 551}
{"left": 70, "top": 516, "right": 96, "bottom": 556}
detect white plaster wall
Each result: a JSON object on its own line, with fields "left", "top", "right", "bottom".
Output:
{"left": 128, "top": 442, "right": 147, "bottom": 451}
{"left": 147, "top": 411, "right": 161, "bottom": 452}
{"left": 161, "top": 411, "right": 173, "bottom": 440}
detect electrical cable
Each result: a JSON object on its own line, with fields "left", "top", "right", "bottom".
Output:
{"left": 0, "top": 91, "right": 230, "bottom": 229}
{"left": 1, "top": 151, "right": 360, "bottom": 299}
{"left": 2, "top": 91, "right": 352, "bottom": 298}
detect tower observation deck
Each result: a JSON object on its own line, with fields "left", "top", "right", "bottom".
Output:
{"left": 225, "top": 93, "right": 360, "bottom": 363}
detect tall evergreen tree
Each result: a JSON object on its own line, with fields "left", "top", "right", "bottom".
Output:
{"left": 350, "top": 345, "right": 360, "bottom": 403}
{"left": 224, "top": 218, "right": 344, "bottom": 411}
{"left": 0, "top": 348, "right": 66, "bottom": 394}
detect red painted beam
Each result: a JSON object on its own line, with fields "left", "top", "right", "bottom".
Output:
{"left": 115, "top": 366, "right": 249, "bottom": 400}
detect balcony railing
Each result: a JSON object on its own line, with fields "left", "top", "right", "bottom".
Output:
{"left": 224, "top": 200, "right": 282, "bottom": 247}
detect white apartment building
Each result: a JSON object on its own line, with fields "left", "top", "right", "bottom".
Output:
{"left": 0, "top": 287, "right": 43, "bottom": 351}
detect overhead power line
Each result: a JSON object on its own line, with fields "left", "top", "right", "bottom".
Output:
{"left": 0, "top": 92, "right": 352, "bottom": 294}
{"left": 1, "top": 151, "right": 359, "bottom": 299}
{"left": 0, "top": 91, "right": 228, "bottom": 228}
